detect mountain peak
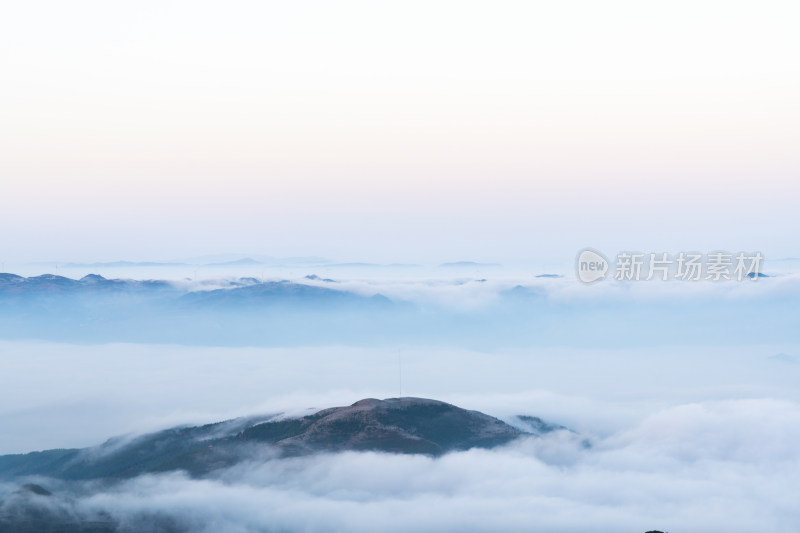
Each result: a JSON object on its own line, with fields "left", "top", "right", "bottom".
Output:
{"left": 0, "top": 397, "right": 545, "bottom": 480}
{"left": 277, "top": 397, "right": 523, "bottom": 456}
{"left": 80, "top": 274, "right": 107, "bottom": 283}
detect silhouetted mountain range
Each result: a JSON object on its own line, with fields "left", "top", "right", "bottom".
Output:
{"left": 0, "top": 273, "right": 399, "bottom": 344}
{"left": 0, "top": 273, "right": 174, "bottom": 293}
{"left": 1, "top": 272, "right": 796, "bottom": 348}
{"left": 439, "top": 261, "right": 500, "bottom": 268}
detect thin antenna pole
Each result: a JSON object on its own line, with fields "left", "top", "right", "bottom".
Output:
{"left": 398, "top": 349, "right": 402, "bottom": 398}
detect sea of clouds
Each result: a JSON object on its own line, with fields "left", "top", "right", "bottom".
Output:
{"left": 1, "top": 270, "right": 799, "bottom": 531}
{"left": 3, "top": 397, "right": 800, "bottom": 532}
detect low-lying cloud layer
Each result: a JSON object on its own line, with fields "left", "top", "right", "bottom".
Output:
{"left": 2, "top": 271, "right": 800, "bottom": 348}
{"left": 4, "top": 398, "right": 798, "bottom": 532}
{"left": 1, "top": 271, "right": 798, "bottom": 530}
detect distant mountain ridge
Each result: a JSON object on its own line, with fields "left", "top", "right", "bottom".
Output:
{"left": 439, "top": 261, "right": 501, "bottom": 268}
{"left": 32, "top": 254, "right": 332, "bottom": 268}
{"left": 0, "top": 273, "right": 174, "bottom": 293}
{"left": 0, "top": 273, "right": 382, "bottom": 302}
{"left": 0, "top": 273, "right": 399, "bottom": 345}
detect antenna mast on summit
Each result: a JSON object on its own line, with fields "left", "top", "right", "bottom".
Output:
{"left": 398, "top": 348, "right": 403, "bottom": 398}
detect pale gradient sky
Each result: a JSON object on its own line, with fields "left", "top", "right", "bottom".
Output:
{"left": 1, "top": 0, "right": 798, "bottom": 263}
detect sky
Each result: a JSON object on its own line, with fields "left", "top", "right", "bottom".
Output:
{"left": 1, "top": 0, "right": 798, "bottom": 264}
{"left": 2, "top": 5, "right": 799, "bottom": 529}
